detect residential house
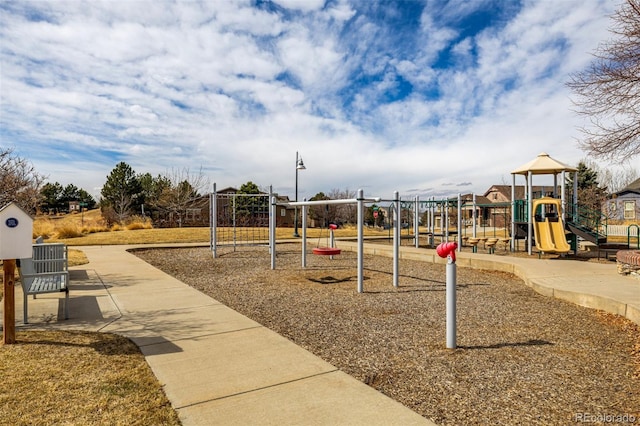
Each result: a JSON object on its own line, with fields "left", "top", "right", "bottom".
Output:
{"left": 483, "top": 185, "right": 562, "bottom": 227}
{"left": 151, "top": 186, "right": 299, "bottom": 228}
{"left": 604, "top": 178, "right": 640, "bottom": 221}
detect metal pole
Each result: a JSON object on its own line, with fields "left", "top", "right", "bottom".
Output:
{"left": 446, "top": 258, "right": 457, "bottom": 349}
{"left": 573, "top": 171, "right": 578, "bottom": 221}
{"left": 457, "top": 193, "right": 462, "bottom": 252}
{"left": 393, "top": 191, "right": 400, "bottom": 288}
{"left": 329, "top": 227, "right": 335, "bottom": 260}
{"left": 393, "top": 191, "right": 402, "bottom": 288}
{"left": 212, "top": 183, "right": 217, "bottom": 258}
{"left": 561, "top": 170, "right": 566, "bottom": 220}
{"left": 414, "top": 196, "right": 420, "bottom": 248}
{"left": 528, "top": 171, "right": 533, "bottom": 255}
{"left": 443, "top": 200, "right": 448, "bottom": 241}
{"left": 268, "top": 186, "right": 273, "bottom": 255}
{"left": 301, "top": 203, "right": 307, "bottom": 268}
{"left": 357, "top": 189, "right": 364, "bottom": 293}
{"left": 511, "top": 176, "right": 515, "bottom": 251}
{"left": 232, "top": 195, "right": 237, "bottom": 252}
{"left": 294, "top": 151, "right": 300, "bottom": 237}
{"left": 429, "top": 198, "right": 435, "bottom": 246}
{"left": 270, "top": 195, "right": 276, "bottom": 270}
{"left": 472, "top": 193, "right": 477, "bottom": 238}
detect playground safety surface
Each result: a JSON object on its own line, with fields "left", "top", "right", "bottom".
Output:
{"left": 7, "top": 242, "right": 640, "bottom": 425}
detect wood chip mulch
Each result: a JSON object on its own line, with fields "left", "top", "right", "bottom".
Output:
{"left": 134, "top": 245, "right": 640, "bottom": 426}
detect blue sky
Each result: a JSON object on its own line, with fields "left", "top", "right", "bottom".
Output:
{"left": 0, "top": 0, "right": 623, "bottom": 200}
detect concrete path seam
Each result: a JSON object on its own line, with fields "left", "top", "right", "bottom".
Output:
{"left": 174, "top": 368, "right": 341, "bottom": 410}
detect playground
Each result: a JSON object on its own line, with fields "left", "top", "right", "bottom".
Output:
{"left": 211, "top": 153, "right": 638, "bottom": 266}
{"left": 136, "top": 245, "right": 640, "bottom": 426}
{"left": 4, "top": 152, "right": 636, "bottom": 425}
{"left": 194, "top": 151, "right": 639, "bottom": 423}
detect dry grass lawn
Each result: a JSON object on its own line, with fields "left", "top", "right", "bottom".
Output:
{"left": 0, "top": 331, "right": 180, "bottom": 425}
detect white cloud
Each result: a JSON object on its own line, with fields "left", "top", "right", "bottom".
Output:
{"left": 1, "top": 0, "right": 630, "bottom": 204}
{"left": 272, "top": 0, "right": 326, "bottom": 13}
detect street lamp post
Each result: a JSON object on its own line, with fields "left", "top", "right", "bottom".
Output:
{"left": 293, "top": 151, "right": 306, "bottom": 237}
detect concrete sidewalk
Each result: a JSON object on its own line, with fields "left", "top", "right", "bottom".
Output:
{"left": 5, "top": 242, "right": 639, "bottom": 425}
{"left": 10, "top": 245, "right": 433, "bottom": 425}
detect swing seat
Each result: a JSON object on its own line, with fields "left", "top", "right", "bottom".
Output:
{"left": 313, "top": 247, "right": 341, "bottom": 256}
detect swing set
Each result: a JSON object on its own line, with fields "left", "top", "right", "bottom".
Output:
{"left": 270, "top": 189, "right": 382, "bottom": 293}
{"left": 312, "top": 223, "right": 341, "bottom": 256}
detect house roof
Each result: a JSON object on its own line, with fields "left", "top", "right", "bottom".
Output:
{"left": 614, "top": 177, "right": 640, "bottom": 196}
{"left": 216, "top": 187, "right": 238, "bottom": 194}
{"left": 459, "top": 193, "right": 492, "bottom": 204}
{"left": 484, "top": 185, "right": 559, "bottom": 200}
{"left": 511, "top": 152, "right": 577, "bottom": 175}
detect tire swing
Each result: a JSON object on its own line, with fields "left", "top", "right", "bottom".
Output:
{"left": 313, "top": 223, "right": 341, "bottom": 256}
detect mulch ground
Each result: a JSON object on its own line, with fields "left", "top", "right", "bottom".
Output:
{"left": 134, "top": 244, "right": 640, "bottom": 426}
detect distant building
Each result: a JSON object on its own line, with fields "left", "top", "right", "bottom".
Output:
{"left": 153, "top": 187, "right": 297, "bottom": 228}
{"left": 604, "top": 178, "right": 640, "bottom": 221}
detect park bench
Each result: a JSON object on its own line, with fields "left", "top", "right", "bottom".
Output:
{"left": 18, "top": 243, "right": 69, "bottom": 323}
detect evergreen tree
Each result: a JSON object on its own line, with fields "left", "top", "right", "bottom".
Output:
{"left": 101, "top": 162, "right": 143, "bottom": 222}
{"left": 567, "top": 161, "right": 608, "bottom": 212}
{"left": 76, "top": 188, "right": 96, "bottom": 210}
{"left": 235, "top": 181, "right": 266, "bottom": 223}
{"left": 40, "top": 182, "right": 96, "bottom": 213}
{"left": 40, "top": 182, "right": 64, "bottom": 213}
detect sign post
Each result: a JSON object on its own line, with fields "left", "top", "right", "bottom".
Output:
{"left": 3, "top": 260, "right": 16, "bottom": 344}
{"left": 79, "top": 202, "right": 87, "bottom": 225}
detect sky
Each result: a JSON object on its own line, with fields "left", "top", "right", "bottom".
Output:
{"left": 0, "top": 0, "right": 628, "bottom": 202}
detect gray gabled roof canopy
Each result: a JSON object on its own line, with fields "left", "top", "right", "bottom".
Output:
{"left": 511, "top": 152, "right": 578, "bottom": 175}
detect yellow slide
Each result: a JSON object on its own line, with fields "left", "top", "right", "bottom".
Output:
{"left": 532, "top": 197, "right": 571, "bottom": 254}
{"left": 549, "top": 219, "right": 571, "bottom": 252}
{"left": 534, "top": 219, "right": 570, "bottom": 254}
{"left": 533, "top": 220, "right": 556, "bottom": 252}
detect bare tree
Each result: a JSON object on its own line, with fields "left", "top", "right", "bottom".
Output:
{"left": 581, "top": 158, "right": 639, "bottom": 193}
{"left": 567, "top": 0, "right": 640, "bottom": 162}
{"left": 328, "top": 188, "right": 357, "bottom": 225}
{"left": 0, "top": 147, "right": 45, "bottom": 214}
{"left": 152, "top": 167, "right": 209, "bottom": 227}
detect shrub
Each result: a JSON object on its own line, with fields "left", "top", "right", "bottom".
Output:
{"left": 56, "top": 225, "right": 84, "bottom": 239}
{"left": 125, "top": 216, "right": 153, "bottom": 230}
{"left": 32, "top": 218, "right": 55, "bottom": 240}
{"left": 82, "top": 225, "right": 109, "bottom": 234}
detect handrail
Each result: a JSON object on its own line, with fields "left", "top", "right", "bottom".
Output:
{"left": 629, "top": 224, "right": 640, "bottom": 249}
{"left": 566, "top": 203, "right": 607, "bottom": 241}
